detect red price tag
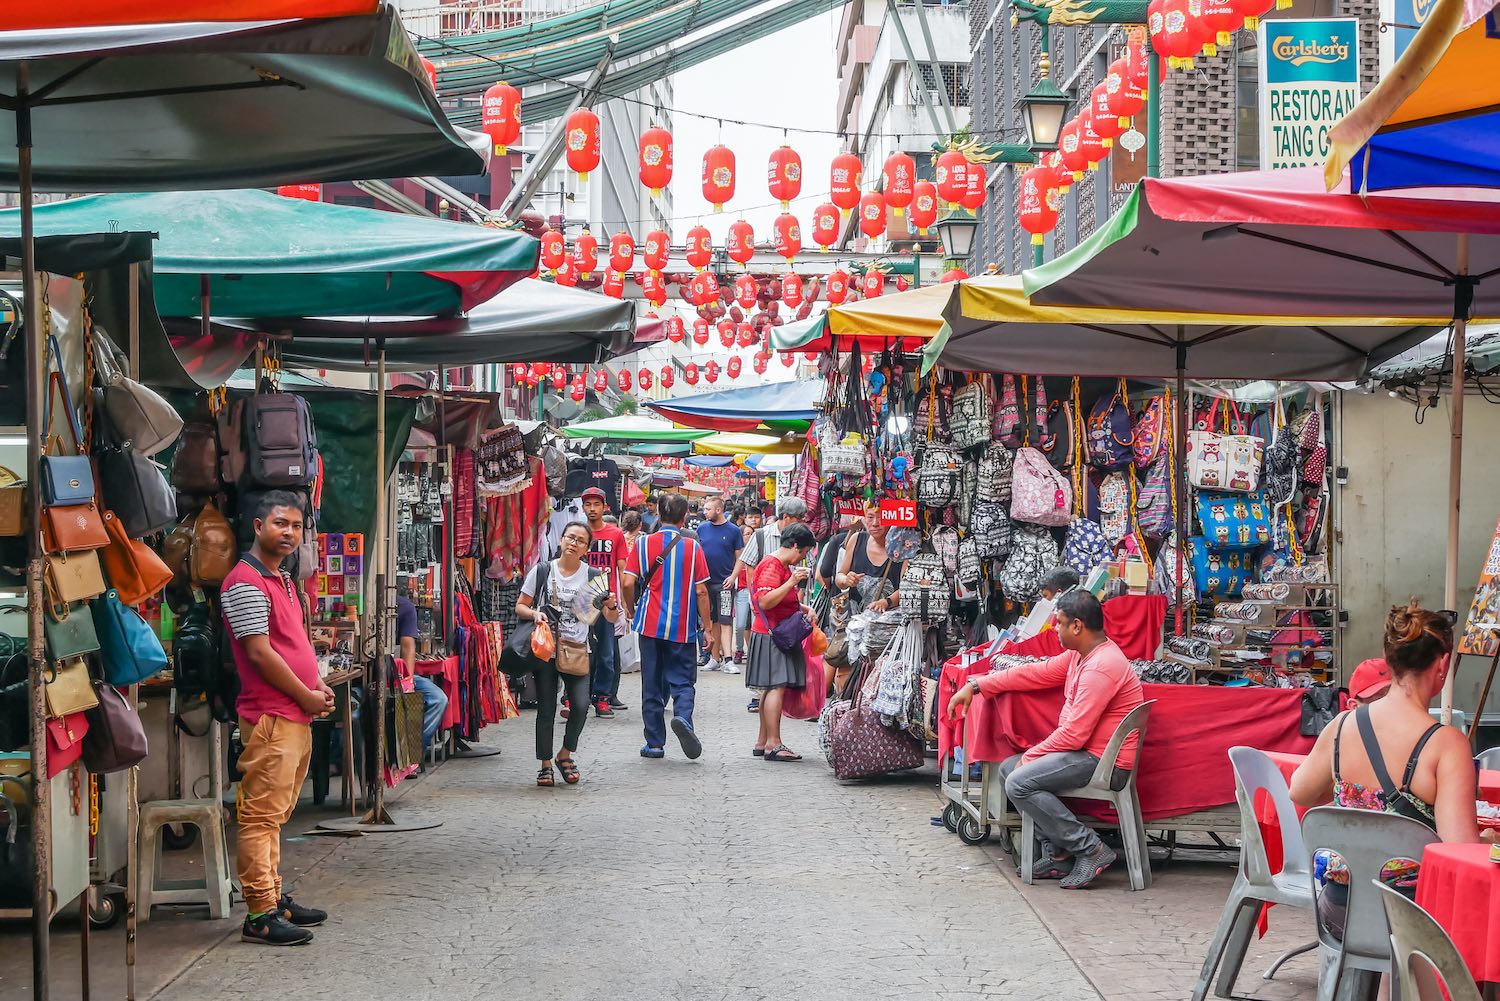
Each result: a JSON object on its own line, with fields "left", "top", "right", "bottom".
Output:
{"left": 834, "top": 498, "right": 865, "bottom": 518}
{"left": 879, "top": 498, "right": 917, "bottom": 527}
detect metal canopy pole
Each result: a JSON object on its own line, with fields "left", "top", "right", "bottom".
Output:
{"left": 1173, "top": 336, "right": 1187, "bottom": 634}
{"left": 1442, "top": 233, "right": 1471, "bottom": 725}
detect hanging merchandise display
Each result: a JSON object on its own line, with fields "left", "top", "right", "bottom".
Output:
{"left": 702, "top": 144, "right": 737, "bottom": 210}
{"left": 768, "top": 145, "right": 803, "bottom": 208}
{"left": 639, "top": 125, "right": 673, "bottom": 195}
{"left": 564, "top": 108, "right": 601, "bottom": 181}
{"left": 830, "top": 152, "right": 863, "bottom": 214}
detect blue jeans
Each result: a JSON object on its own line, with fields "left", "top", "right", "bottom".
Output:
{"left": 589, "top": 617, "right": 618, "bottom": 700}
{"left": 639, "top": 635, "right": 697, "bottom": 749}
{"left": 410, "top": 674, "right": 449, "bottom": 751}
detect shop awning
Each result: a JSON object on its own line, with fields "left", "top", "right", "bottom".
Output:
{"left": 0, "top": 6, "right": 486, "bottom": 192}
{"left": 627, "top": 441, "right": 695, "bottom": 457}
{"left": 644, "top": 380, "right": 823, "bottom": 433}
{"left": 774, "top": 285, "right": 955, "bottom": 352}
{"left": 692, "top": 432, "right": 803, "bottom": 457}
{"left": 558, "top": 415, "right": 714, "bottom": 443}
{"left": 163, "top": 279, "right": 633, "bottom": 372}
{"left": 0, "top": 190, "right": 537, "bottom": 317}
{"left": 1326, "top": 0, "right": 1500, "bottom": 191}
{"left": 928, "top": 274, "right": 1440, "bottom": 381}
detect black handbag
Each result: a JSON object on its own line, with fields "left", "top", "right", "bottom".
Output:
{"left": 1300, "top": 684, "right": 1341, "bottom": 736}
{"left": 82, "top": 679, "right": 149, "bottom": 773}
{"left": 0, "top": 611, "right": 27, "bottom": 753}
{"left": 499, "top": 560, "right": 552, "bottom": 679}
{"left": 94, "top": 408, "right": 177, "bottom": 538}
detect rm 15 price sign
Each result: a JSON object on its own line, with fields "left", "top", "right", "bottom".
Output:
{"left": 879, "top": 498, "right": 917, "bottom": 527}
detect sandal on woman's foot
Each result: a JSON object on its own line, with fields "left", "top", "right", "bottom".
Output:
{"left": 752, "top": 746, "right": 765, "bottom": 757}
{"left": 763, "top": 746, "right": 802, "bottom": 762}
{"left": 558, "top": 758, "right": 580, "bottom": 784}
{"left": 537, "top": 765, "right": 555, "bottom": 787}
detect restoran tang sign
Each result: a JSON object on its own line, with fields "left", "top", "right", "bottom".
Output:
{"left": 1257, "top": 18, "right": 1360, "bottom": 170}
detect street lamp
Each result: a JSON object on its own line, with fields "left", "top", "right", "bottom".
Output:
{"left": 934, "top": 209, "right": 979, "bottom": 262}
{"left": 1017, "top": 76, "right": 1072, "bottom": 152}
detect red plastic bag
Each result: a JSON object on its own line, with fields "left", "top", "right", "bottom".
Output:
{"left": 782, "top": 635, "right": 827, "bottom": 721}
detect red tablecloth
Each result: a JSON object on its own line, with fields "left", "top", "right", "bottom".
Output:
{"left": 966, "top": 684, "right": 1313, "bottom": 821}
{"left": 1417, "top": 843, "right": 1500, "bottom": 984}
{"left": 415, "top": 656, "right": 463, "bottom": 729}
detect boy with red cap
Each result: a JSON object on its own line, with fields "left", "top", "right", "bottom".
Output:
{"left": 1348, "top": 658, "right": 1393, "bottom": 707}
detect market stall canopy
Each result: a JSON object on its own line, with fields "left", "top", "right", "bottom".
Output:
{"left": 0, "top": 6, "right": 486, "bottom": 192}
{"left": 744, "top": 453, "right": 795, "bottom": 474}
{"left": 1, "top": 191, "right": 537, "bottom": 317}
{"left": 1325, "top": 0, "right": 1500, "bottom": 191}
{"left": 162, "top": 279, "right": 633, "bottom": 371}
{"left": 558, "top": 414, "right": 714, "bottom": 443}
{"left": 627, "top": 441, "right": 695, "bottom": 457}
{"left": 644, "top": 380, "right": 822, "bottom": 433}
{"left": 9, "top": 1, "right": 378, "bottom": 30}
{"left": 774, "top": 285, "right": 954, "bottom": 352}
{"left": 930, "top": 274, "right": 1440, "bottom": 381}
{"left": 692, "top": 432, "right": 803, "bottom": 457}
{"left": 1022, "top": 169, "right": 1500, "bottom": 320}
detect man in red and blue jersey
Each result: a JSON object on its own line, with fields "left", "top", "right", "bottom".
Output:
{"left": 623, "top": 492, "right": 712, "bottom": 760}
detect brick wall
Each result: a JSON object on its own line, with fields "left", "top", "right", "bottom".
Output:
{"left": 1158, "top": 45, "right": 1237, "bottom": 177}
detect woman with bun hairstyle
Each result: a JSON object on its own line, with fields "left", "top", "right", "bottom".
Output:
{"left": 1290, "top": 601, "right": 1479, "bottom": 936}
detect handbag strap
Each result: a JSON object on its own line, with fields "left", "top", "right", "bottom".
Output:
{"left": 639, "top": 531, "right": 683, "bottom": 590}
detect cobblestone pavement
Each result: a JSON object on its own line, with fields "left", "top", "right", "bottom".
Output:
{"left": 148, "top": 673, "right": 1106, "bottom": 1001}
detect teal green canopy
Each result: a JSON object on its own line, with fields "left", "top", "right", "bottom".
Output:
{"left": 0, "top": 190, "right": 538, "bottom": 318}
{"left": 560, "top": 415, "right": 713, "bottom": 443}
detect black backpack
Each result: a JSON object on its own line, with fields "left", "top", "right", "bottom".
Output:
{"left": 175, "top": 602, "right": 239, "bottom": 724}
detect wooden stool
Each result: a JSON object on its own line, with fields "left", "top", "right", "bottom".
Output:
{"left": 137, "top": 799, "right": 231, "bottom": 920}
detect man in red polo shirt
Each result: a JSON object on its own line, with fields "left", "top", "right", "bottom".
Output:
{"left": 222, "top": 491, "right": 335, "bottom": 946}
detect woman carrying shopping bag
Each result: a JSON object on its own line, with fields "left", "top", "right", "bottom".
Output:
{"left": 746, "top": 523, "right": 818, "bottom": 761}
{"left": 516, "top": 521, "right": 619, "bottom": 786}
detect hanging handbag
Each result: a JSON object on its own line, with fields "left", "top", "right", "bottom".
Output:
{"left": 1300, "top": 395, "right": 1328, "bottom": 487}
{"left": 92, "top": 589, "right": 169, "bottom": 686}
{"left": 1194, "top": 490, "right": 1273, "bottom": 550}
{"left": 43, "top": 658, "right": 99, "bottom": 718}
{"left": 0, "top": 464, "right": 21, "bottom": 538}
{"left": 163, "top": 501, "right": 235, "bottom": 587}
{"left": 43, "top": 599, "right": 100, "bottom": 661}
{"left": 92, "top": 329, "right": 183, "bottom": 456}
{"left": 827, "top": 664, "right": 925, "bottom": 781}
{"left": 1188, "top": 538, "right": 1256, "bottom": 598}
{"left": 555, "top": 638, "right": 588, "bottom": 676}
{"left": 950, "top": 378, "right": 992, "bottom": 452}
{"left": 45, "top": 713, "right": 89, "bottom": 779}
{"left": 898, "top": 552, "right": 949, "bottom": 623}
{"left": 170, "top": 417, "right": 223, "bottom": 496}
{"left": 81, "top": 680, "right": 149, "bottom": 773}
{"left": 1132, "top": 394, "right": 1168, "bottom": 470}
{"left": 44, "top": 550, "right": 106, "bottom": 604}
{"left": 1009, "top": 446, "right": 1072, "bottom": 526}
{"left": 994, "top": 374, "right": 1022, "bottom": 447}
{"left": 41, "top": 498, "right": 109, "bottom": 553}
{"left": 1064, "top": 517, "right": 1112, "bottom": 575}
{"left": 99, "top": 508, "right": 172, "bottom": 606}
{"left": 1262, "top": 395, "right": 1298, "bottom": 506}
{"left": 40, "top": 346, "right": 94, "bottom": 506}
{"left": 94, "top": 418, "right": 177, "bottom": 538}
{"left": 999, "top": 523, "right": 1061, "bottom": 602}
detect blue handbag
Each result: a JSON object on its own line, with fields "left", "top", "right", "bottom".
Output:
{"left": 91, "top": 589, "right": 168, "bottom": 686}
{"left": 1189, "top": 538, "right": 1256, "bottom": 598}
{"left": 41, "top": 336, "right": 94, "bottom": 505}
{"left": 1194, "top": 490, "right": 1272, "bottom": 550}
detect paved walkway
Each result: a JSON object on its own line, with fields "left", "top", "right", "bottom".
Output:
{"left": 150, "top": 673, "right": 1105, "bottom": 1001}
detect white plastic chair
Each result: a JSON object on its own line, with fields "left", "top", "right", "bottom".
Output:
{"left": 1374, "top": 881, "right": 1483, "bottom": 1001}
{"left": 1301, "top": 806, "right": 1439, "bottom": 1001}
{"left": 1019, "top": 699, "right": 1156, "bottom": 891}
{"left": 1474, "top": 747, "right": 1500, "bottom": 771}
{"left": 1191, "top": 746, "right": 1316, "bottom": 1001}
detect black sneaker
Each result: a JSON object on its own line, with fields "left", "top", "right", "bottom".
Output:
{"left": 278, "top": 894, "right": 327, "bottom": 927}
{"left": 1060, "top": 843, "right": 1117, "bottom": 890}
{"left": 242, "top": 911, "right": 314, "bottom": 946}
{"left": 608, "top": 696, "right": 629, "bottom": 711}
{"left": 593, "top": 697, "right": 615, "bottom": 718}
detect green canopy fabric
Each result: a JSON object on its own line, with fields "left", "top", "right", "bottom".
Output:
{"left": 0, "top": 190, "right": 538, "bottom": 318}
{"left": 559, "top": 414, "right": 713, "bottom": 443}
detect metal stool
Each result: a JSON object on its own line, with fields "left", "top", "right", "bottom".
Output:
{"left": 137, "top": 799, "right": 231, "bottom": 920}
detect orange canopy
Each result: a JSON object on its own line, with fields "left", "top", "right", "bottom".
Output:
{"left": 7, "top": 1, "right": 378, "bottom": 30}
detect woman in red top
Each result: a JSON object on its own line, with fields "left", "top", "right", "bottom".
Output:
{"left": 746, "top": 522, "right": 817, "bottom": 761}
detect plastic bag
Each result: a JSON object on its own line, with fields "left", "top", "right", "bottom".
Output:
{"left": 530, "top": 615, "right": 555, "bottom": 661}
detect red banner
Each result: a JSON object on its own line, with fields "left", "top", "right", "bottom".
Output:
{"left": 879, "top": 498, "right": 917, "bottom": 527}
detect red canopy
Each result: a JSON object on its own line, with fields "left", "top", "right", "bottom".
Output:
{"left": 10, "top": 1, "right": 377, "bottom": 29}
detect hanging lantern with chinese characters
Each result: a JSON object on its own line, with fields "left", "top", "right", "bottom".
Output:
{"left": 1229, "top": 0, "right": 1277, "bottom": 34}
{"left": 727, "top": 355, "right": 742, "bottom": 379}
{"left": 602, "top": 270, "right": 625, "bottom": 298}
{"left": 640, "top": 270, "right": 667, "bottom": 308}
{"left": 540, "top": 228, "right": 566, "bottom": 271}
{"left": 689, "top": 271, "right": 721, "bottom": 307}
{"left": 718, "top": 320, "right": 736, "bottom": 347}
{"left": 773, "top": 212, "right": 801, "bottom": 263}
{"left": 593, "top": 369, "right": 610, "bottom": 392}
{"left": 753, "top": 356, "right": 768, "bottom": 375}
{"left": 277, "top": 184, "right": 321, "bottom": 201}
{"left": 1199, "top": 0, "right": 1241, "bottom": 53}
{"left": 811, "top": 203, "right": 840, "bottom": 251}
{"left": 552, "top": 366, "right": 569, "bottom": 387}
{"left": 702, "top": 144, "right": 736, "bottom": 211}
{"left": 961, "top": 163, "right": 987, "bottom": 211}
{"left": 858, "top": 191, "right": 886, "bottom": 238}
{"left": 481, "top": 83, "right": 521, "bottom": 155}
{"left": 643, "top": 229, "right": 670, "bottom": 274}
{"left": 570, "top": 378, "right": 586, "bottom": 404}
{"left": 704, "top": 360, "right": 721, "bottom": 384}
{"left": 1018, "top": 164, "right": 1060, "bottom": 246}
{"left": 883, "top": 152, "right": 916, "bottom": 216}
{"left": 737, "top": 322, "right": 757, "bottom": 347}
{"left": 639, "top": 125, "right": 673, "bottom": 195}
{"left": 780, "top": 352, "right": 795, "bottom": 368}
{"left": 734, "top": 274, "right": 758, "bottom": 310}
{"left": 830, "top": 152, "right": 862, "bottom": 214}
{"left": 862, "top": 270, "right": 885, "bottom": 298}
{"left": 1105, "top": 58, "right": 1146, "bottom": 128}
{"left": 608, "top": 231, "right": 636, "bottom": 274}
{"left": 639, "top": 368, "right": 654, "bottom": 391}
{"left": 554, "top": 256, "right": 578, "bottom": 287}
{"left": 1126, "top": 35, "right": 1151, "bottom": 100}
{"left": 617, "top": 368, "right": 632, "bottom": 392}
{"left": 660, "top": 365, "right": 675, "bottom": 389}
{"left": 1058, "top": 118, "right": 1088, "bottom": 180}
{"left": 1161, "top": 0, "right": 1202, "bottom": 69}
{"left": 685, "top": 225, "right": 713, "bottom": 270}
{"left": 512, "top": 363, "right": 529, "bottom": 383}
{"left": 935, "top": 150, "right": 970, "bottom": 206}
{"left": 1077, "top": 111, "right": 1109, "bottom": 169}
{"left": 767, "top": 145, "right": 802, "bottom": 209}
{"left": 782, "top": 274, "right": 804, "bottom": 309}
{"left": 573, "top": 229, "right": 599, "bottom": 279}
{"left": 827, "top": 268, "right": 851, "bottom": 305}
{"left": 684, "top": 362, "right": 700, "bottom": 385}
{"left": 909, "top": 180, "right": 939, "bottom": 234}
{"left": 1089, "top": 84, "right": 1123, "bottom": 148}
{"left": 1044, "top": 150, "right": 1071, "bottom": 195}
{"left": 726, "top": 219, "right": 755, "bottom": 265}
{"left": 1149, "top": 0, "right": 1171, "bottom": 60}
{"left": 666, "top": 316, "right": 686, "bottom": 343}
{"left": 564, "top": 108, "right": 601, "bottom": 181}
{"left": 692, "top": 318, "right": 711, "bottom": 346}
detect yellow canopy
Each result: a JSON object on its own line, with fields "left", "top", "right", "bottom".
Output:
{"left": 692, "top": 432, "right": 803, "bottom": 456}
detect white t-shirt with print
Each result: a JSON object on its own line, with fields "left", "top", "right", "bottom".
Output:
{"left": 521, "top": 559, "right": 591, "bottom": 645}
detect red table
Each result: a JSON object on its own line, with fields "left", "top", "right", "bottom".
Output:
{"left": 1417, "top": 843, "right": 1500, "bottom": 984}
{"left": 415, "top": 655, "right": 463, "bottom": 729}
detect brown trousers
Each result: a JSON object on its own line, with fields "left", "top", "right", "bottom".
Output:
{"left": 236, "top": 715, "right": 312, "bottom": 914}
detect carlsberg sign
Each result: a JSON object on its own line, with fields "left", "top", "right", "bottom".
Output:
{"left": 1258, "top": 18, "right": 1360, "bottom": 170}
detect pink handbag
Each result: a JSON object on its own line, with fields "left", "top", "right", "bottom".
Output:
{"left": 1009, "top": 446, "right": 1072, "bottom": 526}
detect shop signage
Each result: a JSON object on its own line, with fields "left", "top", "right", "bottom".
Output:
{"left": 878, "top": 498, "right": 917, "bottom": 527}
{"left": 834, "top": 497, "right": 865, "bottom": 518}
{"left": 1257, "top": 18, "right": 1360, "bottom": 170}
{"left": 1458, "top": 517, "right": 1500, "bottom": 657}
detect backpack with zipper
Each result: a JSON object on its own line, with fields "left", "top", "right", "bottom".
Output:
{"left": 898, "top": 552, "right": 949, "bottom": 623}
{"left": 1063, "top": 517, "right": 1111, "bottom": 574}
{"left": 998, "top": 523, "right": 1059, "bottom": 601}
{"left": 950, "top": 380, "right": 992, "bottom": 452}
{"left": 239, "top": 391, "right": 317, "bottom": 489}
{"left": 993, "top": 374, "right": 1022, "bottom": 447}
{"left": 917, "top": 444, "right": 962, "bottom": 508}
{"left": 1086, "top": 390, "right": 1135, "bottom": 471}
{"left": 970, "top": 500, "right": 1013, "bottom": 559}
{"left": 171, "top": 418, "right": 223, "bottom": 496}
{"left": 1136, "top": 452, "right": 1176, "bottom": 539}
{"left": 1041, "top": 398, "right": 1078, "bottom": 472}
{"left": 1132, "top": 394, "right": 1168, "bottom": 471}
{"left": 1009, "top": 446, "right": 1073, "bottom": 527}
{"left": 976, "top": 442, "right": 1014, "bottom": 504}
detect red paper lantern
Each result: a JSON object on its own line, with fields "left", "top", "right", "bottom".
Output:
{"left": 660, "top": 366, "right": 675, "bottom": 389}
{"left": 961, "top": 163, "right": 987, "bottom": 211}
{"left": 643, "top": 229, "right": 670, "bottom": 273}
{"left": 753, "top": 356, "right": 768, "bottom": 375}
{"left": 734, "top": 274, "right": 758, "bottom": 309}
{"left": 1078, "top": 111, "right": 1109, "bottom": 168}
{"left": 639, "top": 368, "right": 654, "bottom": 391}
{"left": 639, "top": 125, "right": 673, "bottom": 196}
{"left": 940, "top": 268, "right": 969, "bottom": 283}
{"left": 810, "top": 202, "right": 840, "bottom": 251}
{"left": 780, "top": 352, "right": 795, "bottom": 368}
{"left": 737, "top": 322, "right": 757, "bottom": 347}
{"left": 617, "top": 368, "right": 632, "bottom": 392}
{"left": 685, "top": 225, "right": 713, "bottom": 270}
{"left": 862, "top": 270, "right": 885, "bottom": 298}
{"left": 726, "top": 219, "right": 754, "bottom": 265}
{"left": 564, "top": 108, "right": 601, "bottom": 181}
{"left": 830, "top": 152, "right": 863, "bottom": 214}
{"left": 858, "top": 191, "right": 887, "bottom": 239}
{"left": 1200, "top": 0, "right": 1241, "bottom": 52}
{"left": 727, "top": 355, "right": 742, "bottom": 379}
{"left": 553, "top": 366, "right": 569, "bottom": 386}
{"left": 684, "top": 362, "right": 700, "bottom": 386}
{"left": 689, "top": 271, "right": 721, "bottom": 307}
{"left": 640, "top": 270, "right": 667, "bottom": 308}
{"left": 767, "top": 145, "right": 803, "bottom": 209}
{"left": 554, "top": 256, "right": 578, "bottom": 287}
{"left": 593, "top": 369, "right": 610, "bottom": 392}
{"left": 1229, "top": 0, "right": 1276, "bottom": 34}
{"left": 935, "top": 150, "right": 970, "bottom": 206}
{"left": 573, "top": 230, "right": 599, "bottom": 278}
{"left": 1043, "top": 150, "right": 1071, "bottom": 195}
{"left": 702, "top": 144, "right": 736, "bottom": 211}
{"left": 602, "top": 270, "right": 625, "bottom": 299}
{"left": 1162, "top": 0, "right": 1204, "bottom": 69}
{"left": 420, "top": 57, "right": 437, "bottom": 90}
{"left": 773, "top": 212, "right": 801, "bottom": 263}
{"left": 1126, "top": 35, "right": 1152, "bottom": 101}
{"left": 704, "top": 360, "right": 721, "bottom": 384}
{"left": 571, "top": 384, "right": 586, "bottom": 403}
{"left": 718, "top": 320, "right": 736, "bottom": 347}
{"left": 1149, "top": 0, "right": 1170, "bottom": 58}
{"left": 782, "top": 274, "right": 804, "bottom": 309}
{"left": 883, "top": 152, "right": 916, "bottom": 216}
{"left": 1090, "top": 84, "right": 1123, "bottom": 146}
{"left": 692, "top": 318, "right": 711, "bottom": 346}
{"left": 1018, "top": 164, "right": 1060, "bottom": 246}
{"left": 1058, "top": 119, "right": 1086, "bottom": 180}
{"left": 481, "top": 82, "right": 521, "bottom": 155}
{"left": 512, "top": 363, "right": 529, "bottom": 382}
{"left": 662, "top": 316, "right": 684, "bottom": 343}
{"left": 533, "top": 362, "right": 551, "bottom": 378}
{"left": 540, "top": 228, "right": 566, "bottom": 271}
{"left": 1105, "top": 58, "right": 1146, "bottom": 128}
{"left": 609, "top": 232, "right": 636, "bottom": 273}
{"left": 827, "top": 268, "right": 851, "bottom": 305}
{"left": 910, "top": 180, "right": 939, "bottom": 234}
{"left": 276, "top": 184, "right": 321, "bottom": 201}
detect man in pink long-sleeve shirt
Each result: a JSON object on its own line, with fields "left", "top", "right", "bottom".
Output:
{"left": 948, "top": 591, "right": 1144, "bottom": 889}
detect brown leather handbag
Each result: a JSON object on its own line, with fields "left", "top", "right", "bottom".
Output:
{"left": 44, "top": 550, "right": 107, "bottom": 604}
{"left": 43, "top": 658, "right": 99, "bottom": 718}
{"left": 0, "top": 464, "right": 22, "bottom": 538}
{"left": 100, "top": 509, "right": 172, "bottom": 606}
{"left": 42, "top": 499, "right": 109, "bottom": 553}
{"left": 163, "top": 501, "right": 235, "bottom": 587}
